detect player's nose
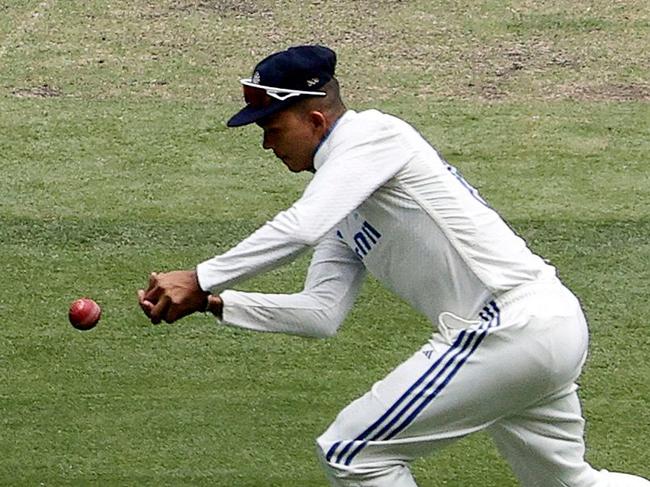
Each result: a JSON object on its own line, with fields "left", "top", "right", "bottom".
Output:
{"left": 262, "top": 132, "right": 273, "bottom": 150}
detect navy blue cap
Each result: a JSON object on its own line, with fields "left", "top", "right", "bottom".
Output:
{"left": 227, "top": 45, "right": 337, "bottom": 127}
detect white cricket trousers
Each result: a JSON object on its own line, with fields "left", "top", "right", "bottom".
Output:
{"left": 316, "top": 279, "right": 650, "bottom": 486}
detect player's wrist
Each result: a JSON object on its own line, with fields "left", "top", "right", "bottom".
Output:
{"left": 205, "top": 294, "right": 224, "bottom": 319}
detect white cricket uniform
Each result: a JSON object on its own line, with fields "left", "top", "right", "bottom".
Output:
{"left": 196, "top": 110, "right": 649, "bottom": 487}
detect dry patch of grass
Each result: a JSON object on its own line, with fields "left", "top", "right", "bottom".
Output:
{"left": 1, "top": 1, "right": 646, "bottom": 104}
{"left": 11, "top": 83, "right": 62, "bottom": 98}
{"left": 563, "top": 82, "right": 650, "bottom": 101}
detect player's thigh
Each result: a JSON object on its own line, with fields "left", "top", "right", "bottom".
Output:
{"left": 318, "top": 328, "right": 547, "bottom": 467}
{"left": 317, "top": 345, "right": 465, "bottom": 468}
{"left": 319, "top": 297, "right": 589, "bottom": 467}
{"left": 487, "top": 386, "right": 601, "bottom": 487}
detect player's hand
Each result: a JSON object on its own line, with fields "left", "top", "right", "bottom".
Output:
{"left": 137, "top": 270, "right": 209, "bottom": 324}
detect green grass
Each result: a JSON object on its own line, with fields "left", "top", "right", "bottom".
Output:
{"left": 1, "top": 1, "right": 649, "bottom": 485}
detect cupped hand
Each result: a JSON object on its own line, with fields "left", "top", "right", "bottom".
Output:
{"left": 137, "top": 270, "right": 209, "bottom": 324}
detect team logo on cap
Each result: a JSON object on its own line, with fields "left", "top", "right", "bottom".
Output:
{"left": 252, "top": 71, "right": 261, "bottom": 84}
{"left": 306, "top": 77, "right": 319, "bottom": 87}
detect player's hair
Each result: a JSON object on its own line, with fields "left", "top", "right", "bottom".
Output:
{"left": 291, "top": 78, "right": 346, "bottom": 120}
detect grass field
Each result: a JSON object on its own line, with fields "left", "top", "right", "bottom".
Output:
{"left": 1, "top": 1, "right": 649, "bottom": 485}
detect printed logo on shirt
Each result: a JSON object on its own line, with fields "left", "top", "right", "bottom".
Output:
{"left": 352, "top": 220, "right": 382, "bottom": 259}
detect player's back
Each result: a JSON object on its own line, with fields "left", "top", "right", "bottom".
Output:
{"left": 333, "top": 110, "right": 557, "bottom": 321}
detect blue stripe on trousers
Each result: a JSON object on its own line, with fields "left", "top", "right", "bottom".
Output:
{"left": 325, "top": 329, "right": 469, "bottom": 463}
{"left": 327, "top": 302, "right": 500, "bottom": 466}
{"left": 342, "top": 328, "right": 489, "bottom": 466}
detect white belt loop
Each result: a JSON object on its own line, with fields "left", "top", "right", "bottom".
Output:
{"left": 438, "top": 311, "right": 481, "bottom": 342}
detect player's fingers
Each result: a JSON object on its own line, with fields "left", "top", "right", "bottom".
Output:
{"left": 164, "top": 302, "right": 191, "bottom": 324}
{"left": 164, "top": 301, "right": 177, "bottom": 323}
{"left": 164, "top": 308, "right": 178, "bottom": 324}
{"left": 142, "top": 272, "right": 161, "bottom": 299}
{"left": 137, "top": 289, "right": 154, "bottom": 317}
{"left": 149, "top": 294, "right": 170, "bottom": 325}
{"left": 147, "top": 272, "right": 158, "bottom": 289}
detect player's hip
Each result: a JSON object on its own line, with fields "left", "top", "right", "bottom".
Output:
{"left": 430, "top": 277, "right": 589, "bottom": 389}
{"left": 437, "top": 278, "right": 585, "bottom": 336}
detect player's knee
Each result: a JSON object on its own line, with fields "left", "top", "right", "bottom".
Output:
{"left": 315, "top": 434, "right": 336, "bottom": 469}
{"left": 316, "top": 434, "right": 413, "bottom": 486}
{"left": 315, "top": 436, "right": 346, "bottom": 486}
{"left": 315, "top": 422, "right": 373, "bottom": 476}
{"left": 316, "top": 436, "right": 416, "bottom": 487}
{"left": 315, "top": 433, "right": 352, "bottom": 480}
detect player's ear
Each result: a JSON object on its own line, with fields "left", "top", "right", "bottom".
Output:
{"left": 308, "top": 110, "right": 328, "bottom": 134}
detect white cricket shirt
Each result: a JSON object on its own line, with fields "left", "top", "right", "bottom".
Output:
{"left": 196, "top": 110, "right": 556, "bottom": 337}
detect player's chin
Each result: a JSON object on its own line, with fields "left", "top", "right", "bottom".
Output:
{"left": 281, "top": 158, "right": 300, "bottom": 172}
{"left": 282, "top": 157, "right": 313, "bottom": 173}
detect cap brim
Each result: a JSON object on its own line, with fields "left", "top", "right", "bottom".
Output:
{"left": 227, "top": 100, "right": 290, "bottom": 127}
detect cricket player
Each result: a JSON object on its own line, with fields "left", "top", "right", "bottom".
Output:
{"left": 138, "top": 45, "right": 649, "bottom": 486}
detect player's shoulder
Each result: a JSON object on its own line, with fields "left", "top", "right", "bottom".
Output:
{"left": 337, "top": 109, "right": 413, "bottom": 139}
{"left": 315, "top": 109, "right": 419, "bottom": 166}
{"left": 351, "top": 109, "right": 408, "bottom": 127}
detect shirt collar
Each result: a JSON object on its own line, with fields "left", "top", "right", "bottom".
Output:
{"left": 313, "top": 110, "right": 356, "bottom": 171}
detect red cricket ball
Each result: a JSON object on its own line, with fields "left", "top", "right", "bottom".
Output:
{"left": 69, "top": 298, "right": 102, "bottom": 331}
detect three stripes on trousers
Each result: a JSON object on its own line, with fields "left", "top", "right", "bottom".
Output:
{"left": 326, "top": 301, "right": 501, "bottom": 466}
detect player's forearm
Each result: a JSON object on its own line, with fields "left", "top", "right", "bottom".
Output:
{"left": 196, "top": 224, "right": 308, "bottom": 293}
{"left": 215, "top": 289, "right": 354, "bottom": 338}
{"left": 212, "top": 252, "right": 365, "bottom": 337}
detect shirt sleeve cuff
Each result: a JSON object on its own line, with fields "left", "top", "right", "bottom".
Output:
{"left": 195, "top": 261, "right": 213, "bottom": 292}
